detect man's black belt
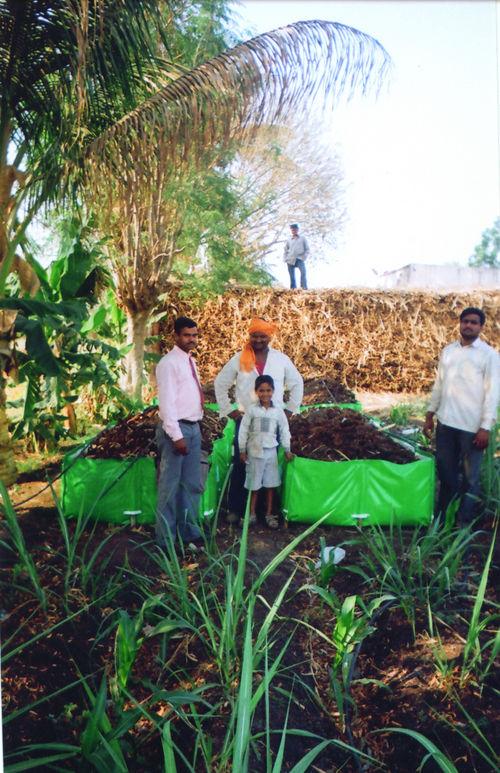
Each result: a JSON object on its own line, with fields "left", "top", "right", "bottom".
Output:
{"left": 179, "top": 418, "right": 201, "bottom": 425}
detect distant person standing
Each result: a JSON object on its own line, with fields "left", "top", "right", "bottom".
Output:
{"left": 424, "top": 307, "right": 500, "bottom": 525}
{"left": 283, "top": 223, "right": 309, "bottom": 289}
{"left": 155, "top": 317, "right": 205, "bottom": 549}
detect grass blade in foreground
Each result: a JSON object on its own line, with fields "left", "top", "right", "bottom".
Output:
{"left": 0, "top": 480, "right": 46, "bottom": 612}
{"left": 376, "top": 728, "right": 459, "bottom": 772}
{"left": 4, "top": 744, "right": 80, "bottom": 772}
{"left": 461, "top": 522, "right": 498, "bottom": 685}
{"left": 430, "top": 695, "right": 500, "bottom": 772}
{"left": 161, "top": 721, "right": 178, "bottom": 772}
{"left": 232, "top": 599, "right": 255, "bottom": 771}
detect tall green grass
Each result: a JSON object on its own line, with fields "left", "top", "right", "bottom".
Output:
{"left": 459, "top": 523, "right": 500, "bottom": 688}
{"left": 3, "top": 441, "right": 499, "bottom": 772}
{"left": 0, "top": 480, "right": 46, "bottom": 612}
{"left": 347, "top": 517, "right": 475, "bottom": 633}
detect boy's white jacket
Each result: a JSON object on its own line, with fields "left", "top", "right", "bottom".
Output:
{"left": 238, "top": 403, "right": 291, "bottom": 457}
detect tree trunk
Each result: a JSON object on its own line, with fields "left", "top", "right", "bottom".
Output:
{"left": 123, "top": 308, "right": 152, "bottom": 402}
{"left": 0, "top": 382, "right": 17, "bottom": 485}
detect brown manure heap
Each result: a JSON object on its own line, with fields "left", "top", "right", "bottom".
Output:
{"left": 301, "top": 377, "right": 356, "bottom": 405}
{"left": 203, "top": 377, "right": 355, "bottom": 407}
{"left": 289, "top": 407, "right": 417, "bottom": 464}
{"left": 84, "top": 406, "right": 225, "bottom": 459}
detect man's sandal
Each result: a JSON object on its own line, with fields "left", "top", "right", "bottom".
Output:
{"left": 265, "top": 514, "right": 279, "bottom": 530}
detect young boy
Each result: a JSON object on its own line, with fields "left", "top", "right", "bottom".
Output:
{"left": 238, "top": 375, "right": 294, "bottom": 529}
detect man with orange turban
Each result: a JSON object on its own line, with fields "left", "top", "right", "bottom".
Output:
{"left": 215, "top": 318, "right": 303, "bottom": 527}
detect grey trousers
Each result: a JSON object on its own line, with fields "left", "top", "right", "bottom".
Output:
{"left": 155, "top": 421, "right": 202, "bottom": 545}
{"left": 435, "top": 422, "right": 484, "bottom": 525}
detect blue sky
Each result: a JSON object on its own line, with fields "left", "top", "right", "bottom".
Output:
{"left": 231, "top": 1, "right": 500, "bottom": 288}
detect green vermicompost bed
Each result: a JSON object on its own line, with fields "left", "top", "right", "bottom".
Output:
{"left": 61, "top": 420, "right": 234, "bottom": 524}
{"left": 61, "top": 409, "right": 435, "bottom": 527}
{"left": 281, "top": 453, "right": 435, "bottom": 526}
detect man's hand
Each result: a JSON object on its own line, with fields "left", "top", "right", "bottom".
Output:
{"left": 240, "top": 452, "right": 247, "bottom": 463}
{"left": 174, "top": 438, "right": 188, "bottom": 455}
{"left": 473, "top": 429, "right": 490, "bottom": 450}
{"left": 284, "top": 451, "right": 294, "bottom": 461}
{"left": 423, "top": 413, "right": 434, "bottom": 439}
{"left": 229, "top": 409, "right": 244, "bottom": 421}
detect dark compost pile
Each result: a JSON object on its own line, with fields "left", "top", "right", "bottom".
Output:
{"left": 301, "top": 377, "right": 356, "bottom": 405}
{"left": 289, "top": 407, "right": 417, "bottom": 464}
{"left": 204, "top": 376, "right": 356, "bottom": 407}
{"left": 84, "top": 406, "right": 226, "bottom": 458}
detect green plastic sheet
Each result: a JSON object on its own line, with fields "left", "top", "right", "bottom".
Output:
{"left": 61, "top": 420, "right": 235, "bottom": 524}
{"left": 282, "top": 452, "right": 435, "bottom": 526}
{"left": 61, "top": 407, "right": 434, "bottom": 528}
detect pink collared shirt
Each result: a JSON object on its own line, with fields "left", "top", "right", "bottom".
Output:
{"left": 156, "top": 345, "right": 204, "bottom": 441}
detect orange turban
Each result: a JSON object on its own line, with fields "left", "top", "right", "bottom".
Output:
{"left": 239, "top": 318, "right": 278, "bottom": 372}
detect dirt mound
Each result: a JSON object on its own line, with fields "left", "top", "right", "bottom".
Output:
{"left": 301, "top": 377, "right": 356, "bottom": 405}
{"left": 289, "top": 406, "right": 417, "bottom": 464}
{"left": 201, "top": 381, "right": 235, "bottom": 405}
{"left": 203, "top": 377, "right": 355, "bottom": 407}
{"left": 84, "top": 406, "right": 226, "bottom": 458}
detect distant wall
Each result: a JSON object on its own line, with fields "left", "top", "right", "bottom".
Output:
{"left": 380, "top": 263, "right": 500, "bottom": 290}
{"left": 157, "top": 285, "right": 500, "bottom": 393}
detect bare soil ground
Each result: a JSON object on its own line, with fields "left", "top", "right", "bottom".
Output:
{"left": 2, "top": 396, "right": 499, "bottom": 772}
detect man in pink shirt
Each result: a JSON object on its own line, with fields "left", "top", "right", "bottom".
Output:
{"left": 155, "top": 317, "right": 204, "bottom": 548}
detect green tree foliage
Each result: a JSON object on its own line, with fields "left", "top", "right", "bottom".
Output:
{"left": 469, "top": 217, "right": 500, "bottom": 268}
{"left": 86, "top": 17, "right": 390, "bottom": 398}
{"left": 0, "top": 0, "right": 391, "bottom": 454}
{"left": 0, "top": 0, "right": 177, "bottom": 477}
{"left": 1, "top": 216, "right": 125, "bottom": 448}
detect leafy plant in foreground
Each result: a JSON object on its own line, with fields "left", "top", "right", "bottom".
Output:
{"left": 300, "top": 585, "right": 393, "bottom": 732}
{"left": 133, "top": 513, "right": 354, "bottom": 771}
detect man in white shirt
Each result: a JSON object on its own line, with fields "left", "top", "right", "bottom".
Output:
{"left": 283, "top": 223, "right": 309, "bottom": 289}
{"left": 155, "top": 317, "right": 204, "bottom": 548}
{"left": 215, "top": 317, "right": 303, "bottom": 526}
{"left": 424, "top": 307, "right": 500, "bottom": 525}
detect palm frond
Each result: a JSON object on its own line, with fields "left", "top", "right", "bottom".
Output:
{"left": 0, "top": 0, "right": 173, "bottom": 168}
{"left": 86, "top": 19, "right": 392, "bottom": 168}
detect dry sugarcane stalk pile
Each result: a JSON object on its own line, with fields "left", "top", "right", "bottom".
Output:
{"left": 84, "top": 406, "right": 226, "bottom": 459}
{"left": 156, "top": 285, "right": 500, "bottom": 393}
{"left": 289, "top": 406, "right": 417, "bottom": 464}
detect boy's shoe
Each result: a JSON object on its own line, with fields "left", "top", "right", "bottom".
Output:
{"left": 238, "top": 514, "right": 257, "bottom": 527}
{"left": 226, "top": 512, "right": 240, "bottom": 525}
{"left": 187, "top": 539, "right": 206, "bottom": 554}
{"left": 265, "top": 514, "right": 279, "bottom": 530}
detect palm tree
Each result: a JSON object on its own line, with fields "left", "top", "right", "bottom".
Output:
{"left": 0, "top": 2, "right": 391, "bottom": 478}
{"left": 0, "top": 0, "right": 176, "bottom": 482}
{"left": 85, "top": 19, "right": 391, "bottom": 399}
